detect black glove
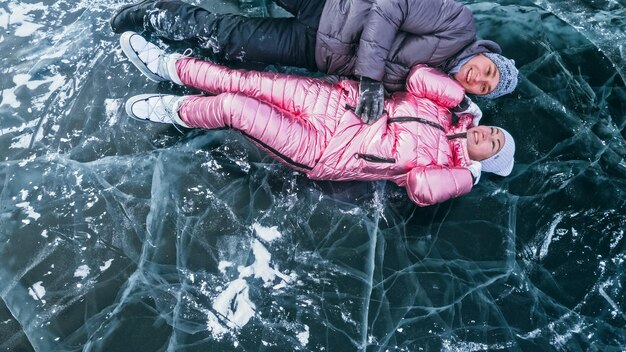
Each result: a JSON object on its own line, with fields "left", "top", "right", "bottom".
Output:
{"left": 355, "top": 77, "right": 385, "bottom": 124}
{"left": 452, "top": 95, "right": 483, "bottom": 126}
{"left": 451, "top": 95, "right": 472, "bottom": 112}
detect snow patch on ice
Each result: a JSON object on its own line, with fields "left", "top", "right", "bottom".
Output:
{"left": 252, "top": 223, "right": 282, "bottom": 242}
{"left": 4, "top": 3, "right": 47, "bottom": 37}
{"left": 0, "top": 119, "right": 39, "bottom": 150}
{"left": 11, "top": 134, "right": 32, "bottom": 149}
{"left": 218, "top": 261, "right": 233, "bottom": 273}
{"left": 74, "top": 265, "right": 90, "bottom": 279}
{"left": 28, "top": 281, "right": 46, "bottom": 304}
{"left": 15, "top": 21, "right": 44, "bottom": 37}
{"left": 16, "top": 202, "right": 41, "bottom": 224}
{"left": 1, "top": 73, "right": 66, "bottom": 112}
{"left": 208, "top": 278, "right": 255, "bottom": 337}
{"left": 297, "top": 325, "right": 310, "bottom": 346}
{"left": 539, "top": 214, "right": 563, "bottom": 260}
{"left": 0, "top": 86, "right": 20, "bottom": 108}
{"left": 206, "top": 239, "right": 295, "bottom": 340}
{"left": 104, "top": 99, "right": 122, "bottom": 126}
{"left": 441, "top": 338, "right": 513, "bottom": 351}
{"left": 99, "top": 259, "right": 114, "bottom": 272}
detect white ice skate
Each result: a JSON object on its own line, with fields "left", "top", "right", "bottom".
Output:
{"left": 120, "top": 31, "right": 184, "bottom": 84}
{"left": 125, "top": 94, "right": 189, "bottom": 127}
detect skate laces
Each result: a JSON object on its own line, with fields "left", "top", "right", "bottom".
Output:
{"left": 139, "top": 95, "right": 174, "bottom": 123}
{"left": 155, "top": 95, "right": 185, "bottom": 134}
{"left": 135, "top": 42, "right": 161, "bottom": 76}
{"left": 155, "top": 49, "right": 192, "bottom": 81}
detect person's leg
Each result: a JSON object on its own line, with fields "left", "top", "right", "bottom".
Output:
{"left": 146, "top": 1, "right": 317, "bottom": 69}
{"left": 175, "top": 57, "right": 335, "bottom": 113}
{"left": 238, "top": 0, "right": 270, "bottom": 17}
{"left": 110, "top": 0, "right": 158, "bottom": 34}
{"left": 179, "top": 93, "right": 324, "bottom": 171}
{"left": 273, "top": 0, "right": 324, "bottom": 28}
{"left": 118, "top": 33, "right": 337, "bottom": 118}
{"left": 175, "top": 57, "right": 348, "bottom": 141}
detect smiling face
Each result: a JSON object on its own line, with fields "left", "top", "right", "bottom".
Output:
{"left": 467, "top": 125, "right": 506, "bottom": 161}
{"left": 454, "top": 54, "right": 500, "bottom": 95}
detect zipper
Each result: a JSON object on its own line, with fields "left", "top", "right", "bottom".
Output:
{"left": 447, "top": 132, "right": 467, "bottom": 140}
{"left": 387, "top": 116, "right": 446, "bottom": 132}
{"left": 344, "top": 112, "right": 465, "bottom": 164}
{"left": 235, "top": 129, "right": 314, "bottom": 171}
{"left": 388, "top": 116, "right": 468, "bottom": 141}
{"left": 355, "top": 153, "right": 396, "bottom": 163}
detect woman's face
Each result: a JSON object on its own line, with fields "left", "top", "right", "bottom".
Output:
{"left": 454, "top": 54, "right": 500, "bottom": 95}
{"left": 467, "top": 126, "right": 505, "bottom": 161}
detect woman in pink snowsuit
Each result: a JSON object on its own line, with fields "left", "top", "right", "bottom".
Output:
{"left": 121, "top": 33, "right": 516, "bottom": 207}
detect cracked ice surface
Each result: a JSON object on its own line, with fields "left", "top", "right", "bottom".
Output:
{"left": 0, "top": 0, "right": 625, "bottom": 351}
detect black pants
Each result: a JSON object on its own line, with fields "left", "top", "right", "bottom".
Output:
{"left": 148, "top": 0, "right": 324, "bottom": 70}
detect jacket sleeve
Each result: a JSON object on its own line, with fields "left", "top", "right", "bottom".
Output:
{"left": 405, "top": 65, "right": 465, "bottom": 108}
{"left": 355, "top": 0, "right": 476, "bottom": 81}
{"left": 405, "top": 166, "right": 474, "bottom": 206}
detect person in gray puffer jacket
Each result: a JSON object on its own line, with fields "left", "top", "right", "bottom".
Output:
{"left": 111, "top": 0, "right": 519, "bottom": 123}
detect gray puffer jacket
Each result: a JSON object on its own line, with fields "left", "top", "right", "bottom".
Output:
{"left": 315, "top": 0, "right": 476, "bottom": 92}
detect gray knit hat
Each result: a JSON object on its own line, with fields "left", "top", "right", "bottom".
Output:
{"left": 482, "top": 53, "right": 519, "bottom": 99}
{"left": 481, "top": 127, "right": 515, "bottom": 176}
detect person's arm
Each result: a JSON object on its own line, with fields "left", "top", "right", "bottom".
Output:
{"left": 405, "top": 65, "right": 466, "bottom": 108}
{"left": 405, "top": 166, "right": 474, "bottom": 206}
{"left": 354, "top": 0, "right": 474, "bottom": 123}
{"left": 355, "top": 0, "right": 408, "bottom": 82}
{"left": 451, "top": 96, "right": 483, "bottom": 126}
{"left": 355, "top": 76, "right": 385, "bottom": 124}
{"left": 355, "top": 0, "right": 476, "bottom": 81}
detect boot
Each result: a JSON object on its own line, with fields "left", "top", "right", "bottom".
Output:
{"left": 125, "top": 94, "right": 189, "bottom": 127}
{"left": 110, "top": 0, "right": 158, "bottom": 34}
{"left": 120, "top": 31, "right": 185, "bottom": 84}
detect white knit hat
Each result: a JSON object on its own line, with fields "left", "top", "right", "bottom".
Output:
{"left": 481, "top": 127, "right": 515, "bottom": 176}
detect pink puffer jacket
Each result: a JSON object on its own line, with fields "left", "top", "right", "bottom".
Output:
{"left": 175, "top": 59, "right": 474, "bottom": 206}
